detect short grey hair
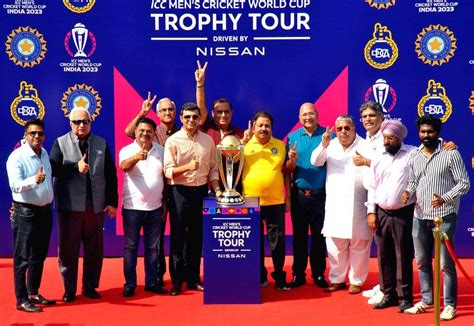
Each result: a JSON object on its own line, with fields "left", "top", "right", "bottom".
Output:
{"left": 69, "top": 107, "right": 91, "bottom": 120}
{"left": 335, "top": 114, "right": 355, "bottom": 126}
{"left": 156, "top": 97, "right": 176, "bottom": 110}
{"left": 359, "top": 101, "right": 383, "bottom": 115}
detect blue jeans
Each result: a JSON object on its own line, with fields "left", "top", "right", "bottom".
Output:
{"left": 412, "top": 214, "right": 457, "bottom": 307}
{"left": 123, "top": 207, "right": 164, "bottom": 289}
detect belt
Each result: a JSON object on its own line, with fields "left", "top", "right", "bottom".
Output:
{"left": 377, "top": 204, "right": 414, "bottom": 217}
{"left": 12, "top": 201, "right": 50, "bottom": 210}
{"left": 295, "top": 187, "right": 325, "bottom": 197}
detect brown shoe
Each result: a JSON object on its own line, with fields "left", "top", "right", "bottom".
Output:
{"left": 324, "top": 282, "right": 346, "bottom": 292}
{"left": 348, "top": 284, "right": 361, "bottom": 294}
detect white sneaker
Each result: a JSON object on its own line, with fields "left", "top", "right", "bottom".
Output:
{"left": 362, "top": 284, "right": 380, "bottom": 298}
{"left": 404, "top": 301, "right": 434, "bottom": 314}
{"left": 367, "top": 291, "right": 384, "bottom": 305}
{"left": 440, "top": 305, "right": 456, "bottom": 321}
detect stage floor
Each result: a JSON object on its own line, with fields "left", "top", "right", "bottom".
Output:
{"left": 1, "top": 257, "right": 473, "bottom": 325}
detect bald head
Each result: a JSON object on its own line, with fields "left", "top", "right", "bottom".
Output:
{"left": 298, "top": 102, "right": 318, "bottom": 134}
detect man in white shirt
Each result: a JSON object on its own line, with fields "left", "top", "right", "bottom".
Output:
{"left": 119, "top": 117, "right": 167, "bottom": 297}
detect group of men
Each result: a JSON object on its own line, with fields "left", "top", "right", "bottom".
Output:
{"left": 7, "top": 61, "right": 470, "bottom": 321}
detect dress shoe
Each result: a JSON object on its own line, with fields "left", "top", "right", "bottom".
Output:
{"left": 398, "top": 300, "right": 413, "bottom": 313}
{"left": 169, "top": 286, "right": 181, "bottom": 296}
{"left": 290, "top": 276, "right": 306, "bottom": 288}
{"left": 187, "top": 283, "right": 204, "bottom": 291}
{"left": 275, "top": 281, "right": 291, "bottom": 291}
{"left": 145, "top": 285, "right": 168, "bottom": 294}
{"left": 324, "top": 282, "right": 346, "bottom": 292}
{"left": 29, "top": 294, "right": 56, "bottom": 305}
{"left": 123, "top": 287, "right": 135, "bottom": 297}
{"left": 373, "top": 296, "right": 399, "bottom": 309}
{"left": 62, "top": 293, "right": 76, "bottom": 303}
{"left": 82, "top": 288, "right": 101, "bottom": 299}
{"left": 348, "top": 284, "right": 362, "bottom": 294}
{"left": 313, "top": 275, "right": 329, "bottom": 288}
{"left": 16, "top": 301, "right": 43, "bottom": 313}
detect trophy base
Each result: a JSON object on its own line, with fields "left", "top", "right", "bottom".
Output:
{"left": 216, "top": 190, "right": 245, "bottom": 206}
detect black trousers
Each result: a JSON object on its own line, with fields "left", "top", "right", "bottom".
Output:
{"left": 157, "top": 215, "right": 166, "bottom": 282}
{"left": 57, "top": 202, "right": 105, "bottom": 294}
{"left": 260, "top": 204, "right": 286, "bottom": 283}
{"left": 375, "top": 204, "right": 415, "bottom": 301}
{"left": 11, "top": 202, "right": 52, "bottom": 304}
{"left": 168, "top": 184, "right": 208, "bottom": 287}
{"left": 290, "top": 187, "right": 327, "bottom": 279}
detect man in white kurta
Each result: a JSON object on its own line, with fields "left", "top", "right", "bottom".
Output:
{"left": 310, "top": 115, "right": 372, "bottom": 294}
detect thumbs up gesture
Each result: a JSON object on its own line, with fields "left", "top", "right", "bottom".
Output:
{"left": 188, "top": 157, "right": 199, "bottom": 171}
{"left": 431, "top": 193, "right": 445, "bottom": 208}
{"left": 288, "top": 141, "right": 298, "bottom": 161}
{"left": 135, "top": 143, "right": 148, "bottom": 161}
{"left": 78, "top": 153, "right": 89, "bottom": 174}
{"left": 322, "top": 126, "right": 333, "bottom": 148}
{"left": 36, "top": 165, "right": 46, "bottom": 184}
{"left": 352, "top": 150, "right": 368, "bottom": 167}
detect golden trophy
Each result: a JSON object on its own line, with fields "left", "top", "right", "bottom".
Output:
{"left": 216, "top": 135, "right": 245, "bottom": 205}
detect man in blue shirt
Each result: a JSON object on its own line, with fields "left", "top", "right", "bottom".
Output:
{"left": 6, "top": 119, "right": 56, "bottom": 312}
{"left": 286, "top": 103, "right": 332, "bottom": 288}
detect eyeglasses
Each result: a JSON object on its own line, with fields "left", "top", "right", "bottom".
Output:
{"left": 71, "top": 119, "right": 91, "bottom": 126}
{"left": 158, "top": 108, "right": 175, "bottom": 113}
{"left": 336, "top": 126, "right": 351, "bottom": 132}
{"left": 183, "top": 115, "right": 199, "bottom": 121}
{"left": 27, "top": 131, "right": 45, "bottom": 137}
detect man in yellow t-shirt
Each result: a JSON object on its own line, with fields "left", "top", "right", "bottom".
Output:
{"left": 242, "top": 111, "right": 291, "bottom": 291}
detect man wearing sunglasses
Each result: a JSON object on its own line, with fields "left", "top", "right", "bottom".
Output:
{"left": 50, "top": 107, "right": 118, "bottom": 303}
{"left": 7, "top": 119, "right": 55, "bottom": 313}
{"left": 163, "top": 102, "right": 221, "bottom": 296}
{"left": 311, "top": 115, "right": 372, "bottom": 295}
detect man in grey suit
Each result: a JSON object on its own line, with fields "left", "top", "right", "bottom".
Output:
{"left": 50, "top": 107, "right": 118, "bottom": 302}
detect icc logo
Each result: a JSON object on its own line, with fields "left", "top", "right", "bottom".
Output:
{"left": 63, "top": 0, "right": 95, "bottom": 13}
{"left": 61, "top": 84, "right": 102, "bottom": 120}
{"left": 415, "top": 24, "right": 456, "bottom": 66}
{"left": 64, "top": 23, "right": 97, "bottom": 58}
{"left": 10, "top": 81, "right": 45, "bottom": 126}
{"left": 5, "top": 26, "right": 47, "bottom": 68}
{"left": 417, "top": 80, "right": 452, "bottom": 123}
{"left": 364, "top": 23, "right": 398, "bottom": 69}
{"left": 364, "top": 79, "right": 397, "bottom": 113}
{"left": 365, "top": 0, "right": 396, "bottom": 10}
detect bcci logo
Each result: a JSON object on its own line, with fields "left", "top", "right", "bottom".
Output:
{"left": 65, "top": 23, "right": 96, "bottom": 58}
{"left": 417, "top": 80, "right": 452, "bottom": 123}
{"left": 61, "top": 84, "right": 102, "bottom": 120}
{"left": 365, "top": 0, "right": 396, "bottom": 10}
{"left": 63, "top": 0, "right": 95, "bottom": 13}
{"left": 10, "top": 81, "right": 45, "bottom": 126}
{"left": 5, "top": 26, "right": 46, "bottom": 68}
{"left": 415, "top": 24, "right": 456, "bottom": 66}
{"left": 364, "top": 79, "right": 397, "bottom": 113}
{"left": 364, "top": 23, "right": 398, "bottom": 69}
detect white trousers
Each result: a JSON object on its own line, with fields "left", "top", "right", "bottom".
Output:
{"left": 326, "top": 237, "right": 371, "bottom": 286}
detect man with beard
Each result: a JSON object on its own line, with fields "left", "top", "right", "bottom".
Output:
{"left": 285, "top": 103, "right": 331, "bottom": 288}
{"left": 366, "top": 120, "right": 416, "bottom": 313}
{"left": 119, "top": 117, "right": 167, "bottom": 297}
{"left": 242, "top": 111, "right": 291, "bottom": 290}
{"left": 401, "top": 115, "right": 469, "bottom": 321}
{"left": 311, "top": 115, "right": 372, "bottom": 294}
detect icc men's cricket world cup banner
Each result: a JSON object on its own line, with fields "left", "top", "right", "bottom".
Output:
{"left": 1, "top": 1, "right": 473, "bottom": 257}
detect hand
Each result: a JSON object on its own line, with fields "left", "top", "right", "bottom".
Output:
{"left": 36, "top": 165, "right": 46, "bottom": 184}
{"left": 442, "top": 140, "right": 457, "bottom": 151}
{"left": 352, "top": 150, "right": 368, "bottom": 167}
{"left": 103, "top": 205, "right": 117, "bottom": 218}
{"left": 368, "top": 213, "right": 377, "bottom": 231}
{"left": 288, "top": 142, "right": 298, "bottom": 161}
{"left": 9, "top": 203, "right": 14, "bottom": 222}
{"left": 400, "top": 191, "right": 410, "bottom": 204}
{"left": 242, "top": 120, "right": 253, "bottom": 144}
{"left": 432, "top": 193, "right": 445, "bottom": 208}
{"left": 134, "top": 144, "right": 148, "bottom": 161}
{"left": 215, "top": 188, "right": 223, "bottom": 198}
{"left": 187, "top": 157, "right": 199, "bottom": 171}
{"left": 322, "top": 126, "right": 333, "bottom": 148}
{"left": 285, "top": 196, "right": 291, "bottom": 212}
{"left": 195, "top": 60, "right": 208, "bottom": 86}
{"left": 140, "top": 91, "right": 157, "bottom": 116}
{"left": 78, "top": 154, "right": 89, "bottom": 174}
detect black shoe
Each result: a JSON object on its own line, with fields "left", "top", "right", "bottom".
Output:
{"left": 275, "top": 281, "right": 291, "bottom": 291}
{"left": 82, "top": 288, "right": 101, "bottom": 299}
{"left": 187, "top": 283, "right": 204, "bottom": 291}
{"left": 29, "top": 294, "right": 56, "bottom": 305}
{"left": 157, "top": 278, "right": 164, "bottom": 288}
{"left": 313, "top": 275, "right": 330, "bottom": 288}
{"left": 169, "top": 286, "right": 181, "bottom": 296}
{"left": 290, "top": 276, "right": 306, "bottom": 288}
{"left": 123, "top": 287, "right": 135, "bottom": 297}
{"left": 16, "top": 301, "right": 42, "bottom": 313}
{"left": 398, "top": 300, "right": 413, "bottom": 313}
{"left": 373, "top": 296, "right": 399, "bottom": 309}
{"left": 62, "top": 293, "right": 76, "bottom": 303}
{"left": 145, "top": 285, "right": 168, "bottom": 294}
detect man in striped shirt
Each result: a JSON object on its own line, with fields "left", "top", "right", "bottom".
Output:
{"left": 401, "top": 115, "right": 470, "bottom": 321}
